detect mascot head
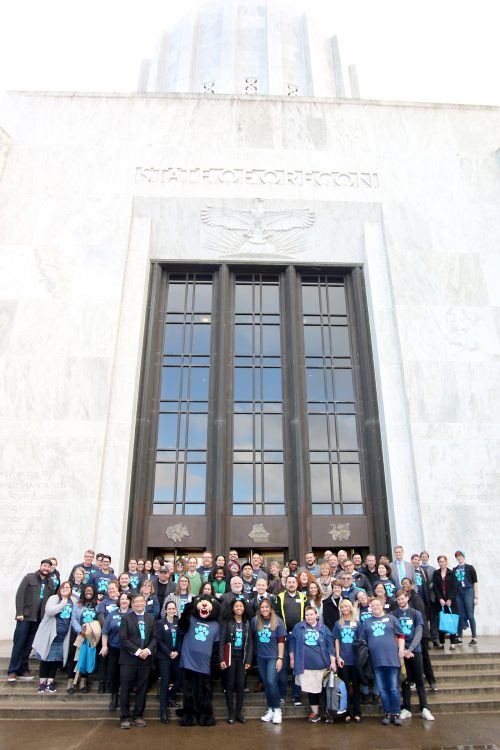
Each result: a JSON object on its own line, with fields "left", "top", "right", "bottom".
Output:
{"left": 193, "top": 594, "right": 220, "bottom": 621}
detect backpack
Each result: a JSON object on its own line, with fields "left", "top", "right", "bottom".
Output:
{"left": 323, "top": 670, "right": 348, "bottom": 714}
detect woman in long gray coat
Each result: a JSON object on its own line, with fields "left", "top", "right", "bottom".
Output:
{"left": 32, "top": 581, "right": 74, "bottom": 694}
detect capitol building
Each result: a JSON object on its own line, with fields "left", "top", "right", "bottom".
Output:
{"left": 0, "top": 0, "right": 499, "bottom": 637}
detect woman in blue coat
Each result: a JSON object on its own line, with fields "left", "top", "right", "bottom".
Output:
{"left": 289, "top": 605, "right": 336, "bottom": 722}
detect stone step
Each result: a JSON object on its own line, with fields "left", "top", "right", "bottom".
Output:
{"left": 1, "top": 695, "right": 500, "bottom": 720}
{"left": 1, "top": 684, "right": 499, "bottom": 705}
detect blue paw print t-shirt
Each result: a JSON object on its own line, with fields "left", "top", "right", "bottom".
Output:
{"left": 251, "top": 617, "right": 287, "bottom": 660}
{"left": 359, "top": 615, "right": 404, "bottom": 668}
{"left": 332, "top": 621, "right": 358, "bottom": 666}
{"left": 180, "top": 618, "right": 220, "bottom": 676}
{"left": 303, "top": 626, "right": 326, "bottom": 670}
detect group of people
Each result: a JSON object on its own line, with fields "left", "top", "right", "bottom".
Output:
{"left": 7, "top": 545, "right": 479, "bottom": 729}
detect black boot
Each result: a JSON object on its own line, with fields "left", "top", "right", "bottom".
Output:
{"left": 98, "top": 680, "right": 105, "bottom": 694}
{"left": 105, "top": 681, "right": 111, "bottom": 693}
{"left": 109, "top": 693, "right": 118, "bottom": 711}
{"left": 160, "top": 712, "right": 169, "bottom": 724}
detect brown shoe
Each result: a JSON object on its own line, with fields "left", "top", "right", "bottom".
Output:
{"left": 133, "top": 718, "right": 147, "bottom": 727}
{"left": 7, "top": 673, "right": 16, "bottom": 683}
{"left": 254, "top": 681, "right": 264, "bottom": 693}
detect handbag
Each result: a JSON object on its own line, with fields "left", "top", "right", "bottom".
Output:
{"left": 438, "top": 606, "right": 459, "bottom": 635}
{"left": 77, "top": 639, "right": 97, "bottom": 674}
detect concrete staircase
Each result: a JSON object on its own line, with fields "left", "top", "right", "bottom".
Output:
{"left": 1, "top": 650, "right": 499, "bottom": 720}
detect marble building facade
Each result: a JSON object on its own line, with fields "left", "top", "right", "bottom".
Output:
{"left": 0, "top": 2, "right": 500, "bottom": 638}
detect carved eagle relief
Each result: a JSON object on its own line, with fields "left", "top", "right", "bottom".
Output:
{"left": 201, "top": 198, "right": 315, "bottom": 258}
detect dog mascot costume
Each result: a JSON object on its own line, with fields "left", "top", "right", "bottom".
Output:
{"left": 177, "top": 595, "right": 221, "bottom": 726}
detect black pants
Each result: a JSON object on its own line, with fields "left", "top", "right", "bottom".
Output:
{"left": 120, "top": 661, "right": 152, "bottom": 720}
{"left": 225, "top": 651, "right": 245, "bottom": 717}
{"left": 158, "top": 657, "right": 181, "bottom": 715}
{"left": 426, "top": 603, "right": 438, "bottom": 642}
{"left": 66, "top": 635, "right": 77, "bottom": 678}
{"left": 307, "top": 692, "right": 321, "bottom": 707}
{"left": 339, "top": 664, "right": 361, "bottom": 717}
{"left": 97, "top": 637, "right": 108, "bottom": 682}
{"left": 421, "top": 638, "right": 435, "bottom": 685}
{"left": 40, "top": 661, "right": 61, "bottom": 679}
{"left": 107, "top": 646, "right": 121, "bottom": 694}
{"left": 402, "top": 652, "right": 428, "bottom": 711}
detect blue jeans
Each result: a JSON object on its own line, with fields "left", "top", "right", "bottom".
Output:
{"left": 373, "top": 666, "right": 400, "bottom": 715}
{"left": 257, "top": 657, "right": 280, "bottom": 710}
{"left": 278, "top": 640, "right": 300, "bottom": 700}
{"left": 456, "top": 587, "right": 476, "bottom": 638}
{"left": 8, "top": 620, "right": 39, "bottom": 675}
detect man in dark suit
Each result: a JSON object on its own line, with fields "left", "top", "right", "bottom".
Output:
{"left": 419, "top": 550, "right": 438, "bottom": 645}
{"left": 119, "top": 593, "right": 156, "bottom": 729}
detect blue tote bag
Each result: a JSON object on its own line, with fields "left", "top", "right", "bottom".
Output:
{"left": 438, "top": 607, "right": 459, "bottom": 635}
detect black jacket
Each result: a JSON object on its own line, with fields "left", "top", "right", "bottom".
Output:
{"left": 405, "top": 590, "right": 430, "bottom": 639}
{"left": 432, "top": 568, "right": 458, "bottom": 613}
{"left": 361, "top": 566, "right": 379, "bottom": 589}
{"left": 15, "top": 572, "right": 54, "bottom": 621}
{"left": 219, "top": 592, "right": 253, "bottom": 621}
{"left": 156, "top": 616, "right": 183, "bottom": 660}
{"left": 353, "top": 571, "right": 373, "bottom": 595}
{"left": 414, "top": 565, "right": 434, "bottom": 605}
{"left": 250, "top": 592, "right": 277, "bottom": 614}
{"left": 323, "top": 595, "right": 342, "bottom": 631}
{"left": 218, "top": 617, "right": 254, "bottom": 664}
{"left": 119, "top": 611, "right": 156, "bottom": 665}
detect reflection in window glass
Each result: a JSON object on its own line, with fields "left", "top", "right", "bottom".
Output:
{"left": 232, "top": 275, "right": 285, "bottom": 515}
{"left": 235, "top": 325, "right": 253, "bottom": 355}
{"left": 306, "top": 369, "right": 325, "bottom": 401}
{"left": 157, "top": 414, "right": 178, "bottom": 449}
{"left": 185, "top": 464, "right": 207, "bottom": 501}
{"left": 164, "top": 324, "right": 183, "bottom": 354}
{"left": 308, "top": 415, "right": 328, "bottom": 450}
{"left": 235, "top": 283, "right": 253, "bottom": 313}
{"left": 337, "top": 415, "right": 358, "bottom": 449}
{"left": 334, "top": 369, "right": 354, "bottom": 401}
{"left": 234, "top": 369, "right": 253, "bottom": 401}
{"left": 263, "top": 464, "right": 284, "bottom": 502}
{"left": 304, "top": 327, "right": 323, "bottom": 356}
{"left": 234, "top": 414, "right": 253, "bottom": 449}
{"left": 233, "top": 464, "right": 253, "bottom": 501}
{"left": 263, "top": 369, "right": 282, "bottom": 401}
{"left": 340, "top": 464, "right": 363, "bottom": 504}
{"left": 161, "top": 368, "right": 181, "bottom": 401}
{"left": 332, "top": 327, "right": 350, "bottom": 357}
{"left": 302, "top": 276, "right": 363, "bottom": 516}
{"left": 187, "top": 414, "right": 208, "bottom": 449}
{"left": 154, "top": 273, "right": 212, "bottom": 515}
{"left": 153, "top": 464, "right": 176, "bottom": 501}
{"left": 193, "top": 284, "right": 212, "bottom": 312}
{"left": 310, "top": 464, "right": 331, "bottom": 503}
{"left": 166, "top": 284, "right": 185, "bottom": 311}
{"left": 189, "top": 368, "right": 209, "bottom": 401}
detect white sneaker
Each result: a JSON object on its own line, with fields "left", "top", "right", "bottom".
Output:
{"left": 261, "top": 708, "right": 274, "bottom": 722}
{"left": 272, "top": 708, "right": 282, "bottom": 724}
{"left": 421, "top": 707, "right": 435, "bottom": 721}
{"left": 400, "top": 708, "right": 412, "bottom": 720}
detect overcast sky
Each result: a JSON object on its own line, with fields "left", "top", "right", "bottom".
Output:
{"left": 1, "top": 0, "right": 499, "bottom": 105}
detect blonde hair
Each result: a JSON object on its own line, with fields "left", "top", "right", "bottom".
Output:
{"left": 339, "top": 599, "right": 358, "bottom": 625}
